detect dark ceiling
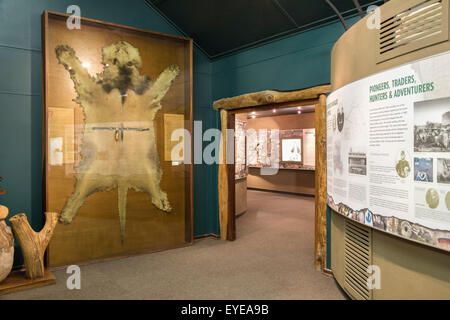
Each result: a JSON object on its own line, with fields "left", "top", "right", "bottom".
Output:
{"left": 146, "top": 0, "right": 384, "bottom": 59}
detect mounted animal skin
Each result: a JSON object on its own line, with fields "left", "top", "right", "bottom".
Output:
{"left": 55, "top": 40, "right": 180, "bottom": 241}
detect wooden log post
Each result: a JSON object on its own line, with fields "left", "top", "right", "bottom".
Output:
{"left": 314, "top": 94, "right": 328, "bottom": 271}
{"left": 219, "top": 109, "right": 229, "bottom": 240}
{"left": 10, "top": 212, "right": 58, "bottom": 279}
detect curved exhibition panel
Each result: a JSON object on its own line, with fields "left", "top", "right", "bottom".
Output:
{"left": 328, "top": 0, "right": 450, "bottom": 299}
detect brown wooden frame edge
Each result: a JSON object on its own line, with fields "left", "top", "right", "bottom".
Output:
{"left": 41, "top": 10, "right": 195, "bottom": 267}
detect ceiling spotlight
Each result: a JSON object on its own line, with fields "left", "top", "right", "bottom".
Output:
{"left": 297, "top": 107, "right": 302, "bottom": 110}
{"left": 82, "top": 61, "right": 91, "bottom": 69}
{"left": 251, "top": 111, "right": 256, "bottom": 115}
{"left": 251, "top": 115, "right": 256, "bottom": 119}
{"left": 272, "top": 109, "right": 277, "bottom": 113}
{"left": 298, "top": 110, "right": 302, "bottom": 114}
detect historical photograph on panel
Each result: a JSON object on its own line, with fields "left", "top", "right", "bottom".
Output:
{"left": 348, "top": 148, "right": 367, "bottom": 176}
{"left": 279, "top": 129, "right": 309, "bottom": 169}
{"left": 426, "top": 188, "right": 440, "bottom": 209}
{"left": 44, "top": 12, "right": 193, "bottom": 266}
{"left": 414, "top": 98, "right": 450, "bottom": 152}
{"left": 396, "top": 150, "right": 411, "bottom": 178}
{"left": 302, "top": 129, "right": 315, "bottom": 168}
{"left": 247, "top": 129, "right": 270, "bottom": 168}
{"left": 446, "top": 192, "right": 450, "bottom": 211}
{"left": 281, "top": 139, "right": 302, "bottom": 162}
{"left": 235, "top": 120, "right": 248, "bottom": 179}
{"left": 337, "top": 106, "right": 345, "bottom": 132}
{"left": 437, "top": 158, "right": 450, "bottom": 184}
{"left": 414, "top": 157, "right": 433, "bottom": 182}
{"left": 333, "top": 140, "right": 344, "bottom": 175}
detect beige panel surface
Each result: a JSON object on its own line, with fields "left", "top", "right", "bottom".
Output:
{"left": 48, "top": 107, "right": 75, "bottom": 166}
{"left": 248, "top": 167, "right": 315, "bottom": 195}
{"left": 247, "top": 113, "right": 315, "bottom": 130}
{"left": 330, "top": 0, "right": 450, "bottom": 299}
{"left": 164, "top": 114, "right": 185, "bottom": 161}
{"left": 332, "top": 211, "right": 450, "bottom": 300}
{"left": 331, "top": 0, "right": 450, "bottom": 92}
{"left": 372, "top": 230, "right": 450, "bottom": 299}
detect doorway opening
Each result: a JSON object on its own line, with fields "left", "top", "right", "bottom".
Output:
{"left": 214, "top": 85, "right": 329, "bottom": 271}
{"left": 234, "top": 105, "right": 316, "bottom": 213}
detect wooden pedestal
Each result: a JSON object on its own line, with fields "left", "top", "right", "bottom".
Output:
{"left": 0, "top": 269, "right": 56, "bottom": 296}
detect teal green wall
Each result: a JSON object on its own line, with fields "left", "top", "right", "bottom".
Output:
{"left": 0, "top": 0, "right": 219, "bottom": 266}
{"left": 212, "top": 17, "right": 359, "bottom": 100}
{"left": 192, "top": 51, "right": 221, "bottom": 236}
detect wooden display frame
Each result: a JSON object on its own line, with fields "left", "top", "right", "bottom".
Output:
{"left": 280, "top": 135, "right": 304, "bottom": 166}
{"left": 42, "top": 11, "right": 194, "bottom": 266}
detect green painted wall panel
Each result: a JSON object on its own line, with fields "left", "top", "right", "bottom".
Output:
{"left": 193, "top": 106, "right": 220, "bottom": 236}
{"left": 212, "top": 42, "right": 334, "bottom": 100}
{"left": 0, "top": 93, "right": 42, "bottom": 265}
{"left": 0, "top": 0, "right": 181, "bottom": 50}
{"left": 0, "top": 47, "right": 41, "bottom": 95}
{"left": 212, "top": 17, "right": 359, "bottom": 100}
{"left": 194, "top": 73, "right": 212, "bottom": 109}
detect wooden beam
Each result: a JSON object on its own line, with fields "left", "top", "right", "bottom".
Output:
{"left": 218, "top": 111, "right": 237, "bottom": 241}
{"left": 314, "top": 94, "right": 328, "bottom": 271}
{"left": 219, "top": 109, "right": 229, "bottom": 240}
{"left": 213, "top": 85, "right": 330, "bottom": 110}
{"left": 227, "top": 99, "right": 319, "bottom": 115}
{"left": 227, "top": 113, "right": 236, "bottom": 241}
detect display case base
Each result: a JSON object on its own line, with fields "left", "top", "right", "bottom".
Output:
{"left": 0, "top": 269, "right": 56, "bottom": 296}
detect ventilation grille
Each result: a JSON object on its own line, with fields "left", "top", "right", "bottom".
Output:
{"left": 377, "top": 0, "right": 449, "bottom": 63}
{"left": 344, "top": 220, "right": 372, "bottom": 300}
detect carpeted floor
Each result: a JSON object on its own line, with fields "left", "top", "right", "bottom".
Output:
{"left": 1, "top": 190, "right": 346, "bottom": 300}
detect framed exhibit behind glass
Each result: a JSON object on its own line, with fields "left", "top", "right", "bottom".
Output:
{"left": 42, "top": 11, "right": 193, "bottom": 266}
{"left": 281, "top": 138, "right": 302, "bottom": 163}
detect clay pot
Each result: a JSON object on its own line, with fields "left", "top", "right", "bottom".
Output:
{"left": 0, "top": 205, "right": 14, "bottom": 283}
